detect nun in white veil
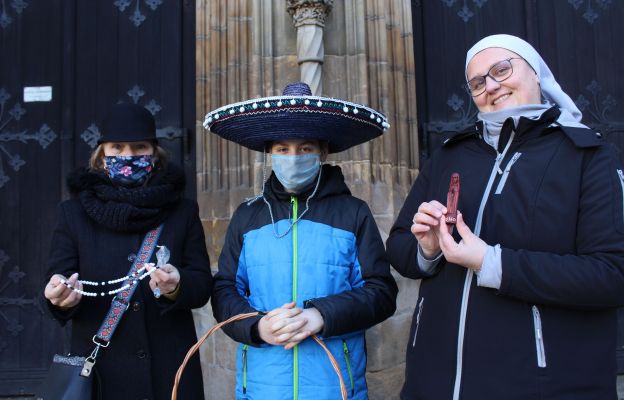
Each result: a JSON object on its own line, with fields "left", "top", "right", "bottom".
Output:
{"left": 386, "top": 34, "right": 624, "bottom": 400}
{"left": 466, "top": 34, "right": 588, "bottom": 149}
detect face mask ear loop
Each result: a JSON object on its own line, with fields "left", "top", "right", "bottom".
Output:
{"left": 150, "top": 153, "right": 157, "bottom": 170}
{"left": 245, "top": 151, "right": 268, "bottom": 205}
{"left": 297, "top": 159, "right": 323, "bottom": 222}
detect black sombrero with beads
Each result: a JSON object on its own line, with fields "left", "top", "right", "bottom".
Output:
{"left": 203, "top": 82, "right": 390, "bottom": 153}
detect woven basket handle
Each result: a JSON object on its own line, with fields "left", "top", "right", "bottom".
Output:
{"left": 171, "top": 312, "right": 348, "bottom": 400}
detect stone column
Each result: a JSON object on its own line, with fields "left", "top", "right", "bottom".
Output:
{"left": 286, "top": 0, "right": 333, "bottom": 95}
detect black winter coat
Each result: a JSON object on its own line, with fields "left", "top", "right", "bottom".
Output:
{"left": 45, "top": 167, "right": 212, "bottom": 400}
{"left": 387, "top": 107, "right": 624, "bottom": 400}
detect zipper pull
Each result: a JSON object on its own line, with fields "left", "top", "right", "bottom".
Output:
{"left": 291, "top": 196, "right": 298, "bottom": 220}
{"left": 343, "top": 342, "right": 355, "bottom": 396}
{"left": 532, "top": 306, "right": 543, "bottom": 339}
{"left": 495, "top": 153, "right": 504, "bottom": 175}
{"left": 242, "top": 345, "right": 248, "bottom": 394}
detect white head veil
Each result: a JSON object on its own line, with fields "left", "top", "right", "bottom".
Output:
{"left": 465, "top": 34, "right": 586, "bottom": 128}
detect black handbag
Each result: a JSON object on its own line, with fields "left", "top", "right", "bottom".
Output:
{"left": 37, "top": 225, "right": 163, "bottom": 400}
{"left": 36, "top": 355, "right": 100, "bottom": 400}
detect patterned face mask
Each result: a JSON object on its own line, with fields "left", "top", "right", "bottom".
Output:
{"left": 104, "top": 155, "right": 154, "bottom": 188}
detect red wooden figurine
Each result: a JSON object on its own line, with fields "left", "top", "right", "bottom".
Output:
{"left": 445, "top": 173, "right": 460, "bottom": 225}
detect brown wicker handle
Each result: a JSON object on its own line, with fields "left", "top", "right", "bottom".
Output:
{"left": 171, "top": 312, "right": 347, "bottom": 400}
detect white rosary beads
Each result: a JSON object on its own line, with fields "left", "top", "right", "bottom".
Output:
{"left": 58, "top": 245, "right": 171, "bottom": 298}
{"left": 59, "top": 263, "right": 159, "bottom": 297}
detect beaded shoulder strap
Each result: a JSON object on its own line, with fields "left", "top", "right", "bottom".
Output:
{"left": 78, "top": 225, "right": 163, "bottom": 378}
{"left": 95, "top": 224, "right": 163, "bottom": 345}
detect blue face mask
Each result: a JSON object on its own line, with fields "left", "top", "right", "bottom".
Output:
{"left": 271, "top": 153, "right": 321, "bottom": 193}
{"left": 104, "top": 155, "right": 154, "bottom": 188}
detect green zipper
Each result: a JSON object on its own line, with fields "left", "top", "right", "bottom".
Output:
{"left": 242, "top": 344, "right": 248, "bottom": 394}
{"left": 343, "top": 340, "right": 355, "bottom": 396}
{"left": 291, "top": 196, "right": 299, "bottom": 400}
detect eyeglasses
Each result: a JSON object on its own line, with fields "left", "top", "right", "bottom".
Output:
{"left": 464, "top": 58, "right": 522, "bottom": 97}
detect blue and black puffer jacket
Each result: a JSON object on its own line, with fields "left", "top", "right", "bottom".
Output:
{"left": 212, "top": 164, "right": 398, "bottom": 400}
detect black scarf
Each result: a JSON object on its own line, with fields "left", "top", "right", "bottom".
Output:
{"left": 67, "top": 165, "right": 185, "bottom": 233}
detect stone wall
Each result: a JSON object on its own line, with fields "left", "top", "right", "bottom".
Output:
{"left": 195, "top": 1, "right": 418, "bottom": 398}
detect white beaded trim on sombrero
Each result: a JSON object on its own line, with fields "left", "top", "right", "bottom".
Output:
{"left": 202, "top": 95, "right": 390, "bottom": 131}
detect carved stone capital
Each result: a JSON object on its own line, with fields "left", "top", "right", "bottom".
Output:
{"left": 286, "top": 0, "right": 334, "bottom": 27}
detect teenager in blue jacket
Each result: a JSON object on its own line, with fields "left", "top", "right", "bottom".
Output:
{"left": 387, "top": 34, "right": 624, "bottom": 400}
{"left": 205, "top": 82, "right": 397, "bottom": 399}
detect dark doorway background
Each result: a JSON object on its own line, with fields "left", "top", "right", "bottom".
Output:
{"left": 1, "top": 0, "right": 624, "bottom": 395}
{"left": 0, "top": 0, "right": 195, "bottom": 395}
{"left": 411, "top": 0, "right": 624, "bottom": 372}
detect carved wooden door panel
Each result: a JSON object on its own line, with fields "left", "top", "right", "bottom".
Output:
{"left": 0, "top": 0, "right": 196, "bottom": 395}
{"left": 0, "top": 1, "right": 66, "bottom": 394}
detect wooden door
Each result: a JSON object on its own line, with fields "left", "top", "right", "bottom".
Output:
{"left": 0, "top": 0, "right": 196, "bottom": 394}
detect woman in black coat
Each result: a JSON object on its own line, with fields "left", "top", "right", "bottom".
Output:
{"left": 43, "top": 104, "right": 212, "bottom": 399}
{"left": 387, "top": 34, "right": 624, "bottom": 399}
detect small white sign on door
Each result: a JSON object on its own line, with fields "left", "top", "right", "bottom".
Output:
{"left": 23, "top": 86, "right": 53, "bottom": 102}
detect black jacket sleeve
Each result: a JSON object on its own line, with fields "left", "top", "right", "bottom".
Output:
{"left": 211, "top": 207, "right": 263, "bottom": 346}
{"left": 306, "top": 202, "right": 398, "bottom": 338}
{"left": 44, "top": 203, "right": 82, "bottom": 324}
{"left": 500, "top": 144, "right": 624, "bottom": 309}
{"left": 386, "top": 156, "right": 438, "bottom": 279}
{"left": 159, "top": 201, "right": 213, "bottom": 313}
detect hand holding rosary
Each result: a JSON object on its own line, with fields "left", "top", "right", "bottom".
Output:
{"left": 58, "top": 245, "right": 170, "bottom": 298}
{"left": 152, "top": 245, "right": 170, "bottom": 298}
